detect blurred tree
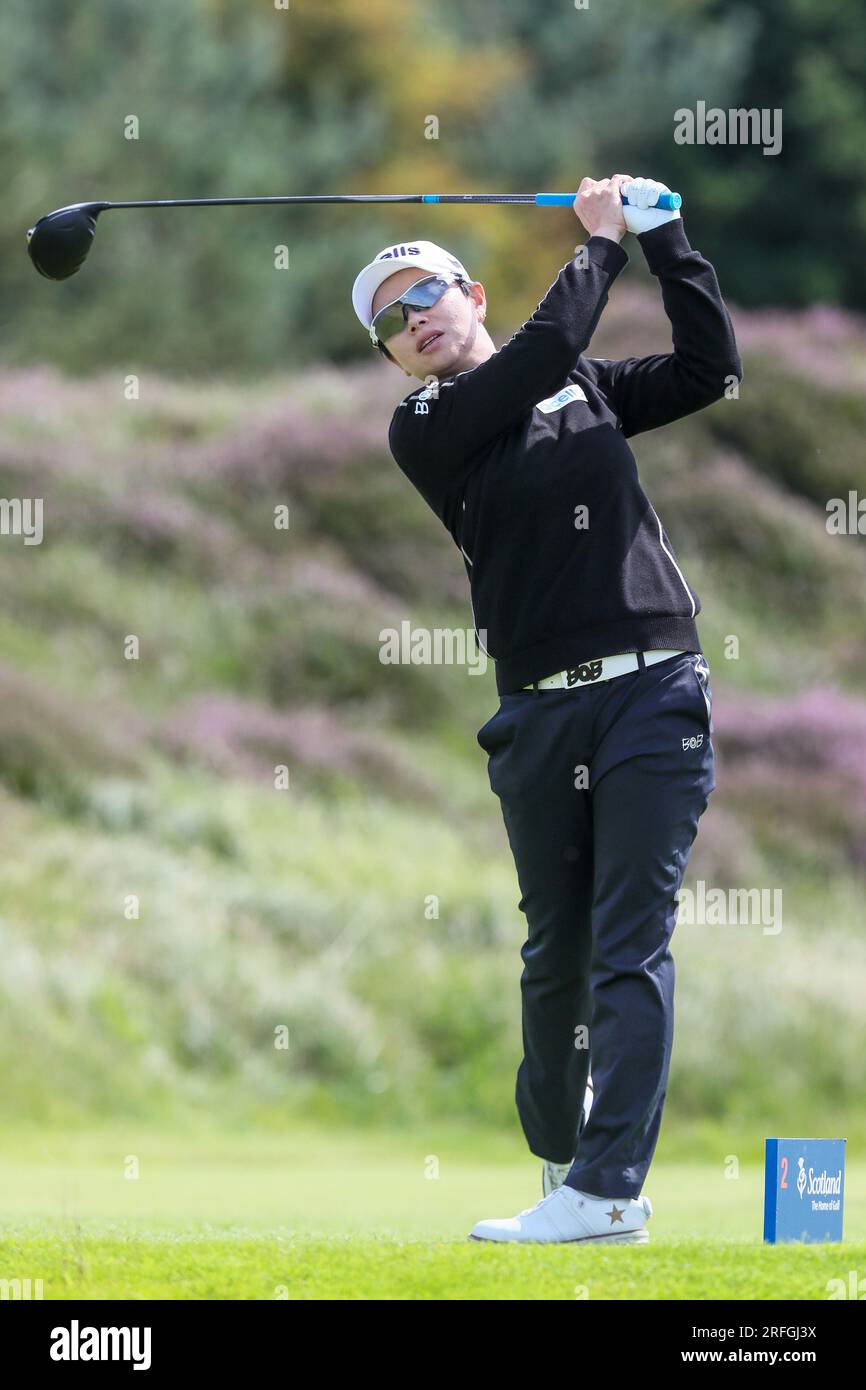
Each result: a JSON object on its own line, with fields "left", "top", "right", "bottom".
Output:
{"left": 435, "top": 0, "right": 755, "bottom": 333}
{"left": 1, "top": 0, "right": 864, "bottom": 375}
{"left": 451, "top": 0, "right": 866, "bottom": 309}
{"left": 0, "top": 0, "right": 517, "bottom": 374}
{"left": 690, "top": 0, "right": 866, "bottom": 307}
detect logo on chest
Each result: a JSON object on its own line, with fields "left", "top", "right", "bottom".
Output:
{"left": 535, "top": 384, "right": 588, "bottom": 414}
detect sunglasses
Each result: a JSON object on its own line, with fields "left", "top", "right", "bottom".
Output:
{"left": 370, "top": 273, "right": 467, "bottom": 348}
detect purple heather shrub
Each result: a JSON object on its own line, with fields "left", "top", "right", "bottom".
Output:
{"left": 716, "top": 685, "right": 866, "bottom": 835}
{"left": 592, "top": 293, "right": 866, "bottom": 393}
{"left": 158, "top": 693, "right": 440, "bottom": 802}
{"left": 287, "top": 553, "right": 396, "bottom": 609}
{"left": 190, "top": 402, "right": 386, "bottom": 498}
{"left": 159, "top": 695, "right": 350, "bottom": 778}
{"left": 731, "top": 305, "right": 866, "bottom": 392}
{"left": 105, "top": 491, "right": 247, "bottom": 571}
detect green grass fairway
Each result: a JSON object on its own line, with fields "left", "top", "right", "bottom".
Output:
{"left": 1, "top": 1125, "right": 863, "bottom": 1300}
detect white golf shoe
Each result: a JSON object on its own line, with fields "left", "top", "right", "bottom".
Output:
{"left": 469, "top": 1185, "right": 653, "bottom": 1245}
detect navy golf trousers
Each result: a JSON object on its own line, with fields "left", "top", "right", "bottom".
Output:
{"left": 476, "top": 650, "right": 715, "bottom": 1199}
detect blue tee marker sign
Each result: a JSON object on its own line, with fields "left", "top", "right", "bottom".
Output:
{"left": 764, "top": 1138, "right": 846, "bottom": 1243}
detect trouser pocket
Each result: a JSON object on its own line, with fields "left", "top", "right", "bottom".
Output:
{"left": 687, "top": 654, "right": 714, "bottom": 735}
{"left": 476, "top": 701, "right": 520, "bottom": 798}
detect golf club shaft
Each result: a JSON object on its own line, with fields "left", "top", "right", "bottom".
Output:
{"left": 25, "top": 188, "right": 683, "bottom": 280}
{"left": 82, "top": 190, "right": 682, "bottom": 212}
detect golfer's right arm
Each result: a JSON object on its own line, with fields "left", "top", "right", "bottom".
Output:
{"left": 388, "top": 178, "right": 630, "bottom": 511}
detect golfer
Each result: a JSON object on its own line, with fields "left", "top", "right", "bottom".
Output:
{"left": 352, "top": 175, "right": 741, "bottom": 1244}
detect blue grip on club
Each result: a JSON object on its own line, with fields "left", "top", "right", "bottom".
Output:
{"left": 535, "top": 191, "right": 682, "bottom": 210}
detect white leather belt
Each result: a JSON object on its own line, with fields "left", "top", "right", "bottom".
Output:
{"left": 523, "top": 648, "right": 690, "bottom": 691}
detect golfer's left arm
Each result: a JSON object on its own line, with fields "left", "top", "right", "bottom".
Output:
{"left": 582, "top": 217, "right": 743, "bottom": 438}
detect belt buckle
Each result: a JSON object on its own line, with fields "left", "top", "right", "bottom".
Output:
{"left": 527, "top": 655, "right": 606, "bottom": 691}
{"left": 527, "top": 650, "right": 648, "bottom": 692}
{"left": 563, "top": 656, "right": 607, "bottom": 689}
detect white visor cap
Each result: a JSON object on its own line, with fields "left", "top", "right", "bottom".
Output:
{"left": 352, "top": 239, "right": 472, "bottom": 344}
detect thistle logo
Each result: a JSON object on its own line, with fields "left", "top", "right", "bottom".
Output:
{"left": 797, "top": 1158, "right": 807, "bottom": 1199}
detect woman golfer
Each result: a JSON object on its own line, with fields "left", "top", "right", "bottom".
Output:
{"left": 352, "top": 174, "right": 741, "bottom": 1245}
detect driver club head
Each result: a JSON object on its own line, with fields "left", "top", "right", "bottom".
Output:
{"left": 26, "top": 203, "right": 107, "bottom": 280}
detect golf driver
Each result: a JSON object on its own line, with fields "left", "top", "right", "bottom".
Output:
{"left": 26, "top": 190, "right": 682, "bottom": 281}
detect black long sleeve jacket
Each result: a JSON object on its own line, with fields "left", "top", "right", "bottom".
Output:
{"left": 387, "top": 218, "right": 743, "bottom": 695}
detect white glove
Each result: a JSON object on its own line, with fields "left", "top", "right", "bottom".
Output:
{"left": 621, "top": 177, "right": 680, "bottom": 236}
